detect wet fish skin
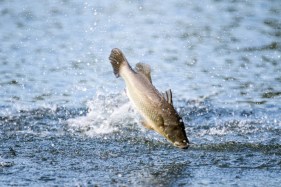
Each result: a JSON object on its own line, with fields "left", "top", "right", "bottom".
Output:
{"left": 109, "top": 48, "right": 189, "bottom": 149}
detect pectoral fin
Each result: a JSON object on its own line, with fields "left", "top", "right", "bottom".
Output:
{"left": 135, "top": 63, "right": 152, "bottom": 83}
{"left": 140, "top": 120, "right": 154, "bottom": 130}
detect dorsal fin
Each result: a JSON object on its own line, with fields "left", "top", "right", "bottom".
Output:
{"left": 135, "top": 63, "right": 152, "bottom": 83}
{"left": 162, "top": 89, "right": 173, "bottom": 105}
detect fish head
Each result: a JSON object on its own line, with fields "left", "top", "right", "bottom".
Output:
{"left": 163, "top": 115, "right": 189, "bottom": 149}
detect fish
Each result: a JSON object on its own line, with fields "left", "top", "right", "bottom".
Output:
{"left": 109, "top": 48, "right": 189, "bottom": 149}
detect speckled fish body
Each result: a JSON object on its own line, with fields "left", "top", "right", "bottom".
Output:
{"left": 109, "top": 48, "right": 189, "bottom": 149}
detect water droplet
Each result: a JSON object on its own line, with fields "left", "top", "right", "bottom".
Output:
{"left": 93, "top": 10, "right": 97, "bottom": 16}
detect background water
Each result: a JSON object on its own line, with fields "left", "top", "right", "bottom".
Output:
{"left": 1, "top": 0, "right": 281, "bottom": 186}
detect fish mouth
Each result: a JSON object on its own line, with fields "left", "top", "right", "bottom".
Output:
{"left": 173, "top": 141, "right": 189, "bottom": 149}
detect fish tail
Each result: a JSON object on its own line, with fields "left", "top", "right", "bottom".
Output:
{"left": 109, "top": 48, "right": 128, "bottom": 78}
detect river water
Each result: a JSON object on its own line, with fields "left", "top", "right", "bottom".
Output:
{"left": 1, "top": 0, "right": 281, "bottom": 186}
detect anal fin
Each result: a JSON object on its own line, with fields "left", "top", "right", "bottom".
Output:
{"left": 135, "top": 63, "right": 152, "bottom": 83}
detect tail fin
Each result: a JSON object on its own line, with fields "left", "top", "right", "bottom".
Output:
{"left": 109, "top": 48, "right": 128, "bottom": 78}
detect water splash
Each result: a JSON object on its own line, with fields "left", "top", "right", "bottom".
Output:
{"left": 67, "top": 92, "right": 139, "bottom": 136}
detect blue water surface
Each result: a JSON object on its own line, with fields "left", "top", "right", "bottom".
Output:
{"left": 1, "top": 0, "right": 281, "bottom": 186}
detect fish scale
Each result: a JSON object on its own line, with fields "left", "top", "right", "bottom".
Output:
{"left": 109, "top": 48, "right": 189, "bottom": 149}
{"left": 126, "top": 80, "right": 160, "bottom": 125}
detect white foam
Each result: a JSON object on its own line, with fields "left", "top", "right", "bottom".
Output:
{"left": 67, "top": 92, "right": 138, "bottom": 137}
{"left": 197, "top": 119, "right": 260, "bottom": 138}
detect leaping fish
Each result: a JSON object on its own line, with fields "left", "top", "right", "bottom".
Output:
{"left": 109, "top": 48, "right": 189, "bottom": 149}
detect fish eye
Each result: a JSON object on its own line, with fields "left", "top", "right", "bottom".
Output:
{"left": 183, "top": 140, "right": 186, "bottom": 143}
